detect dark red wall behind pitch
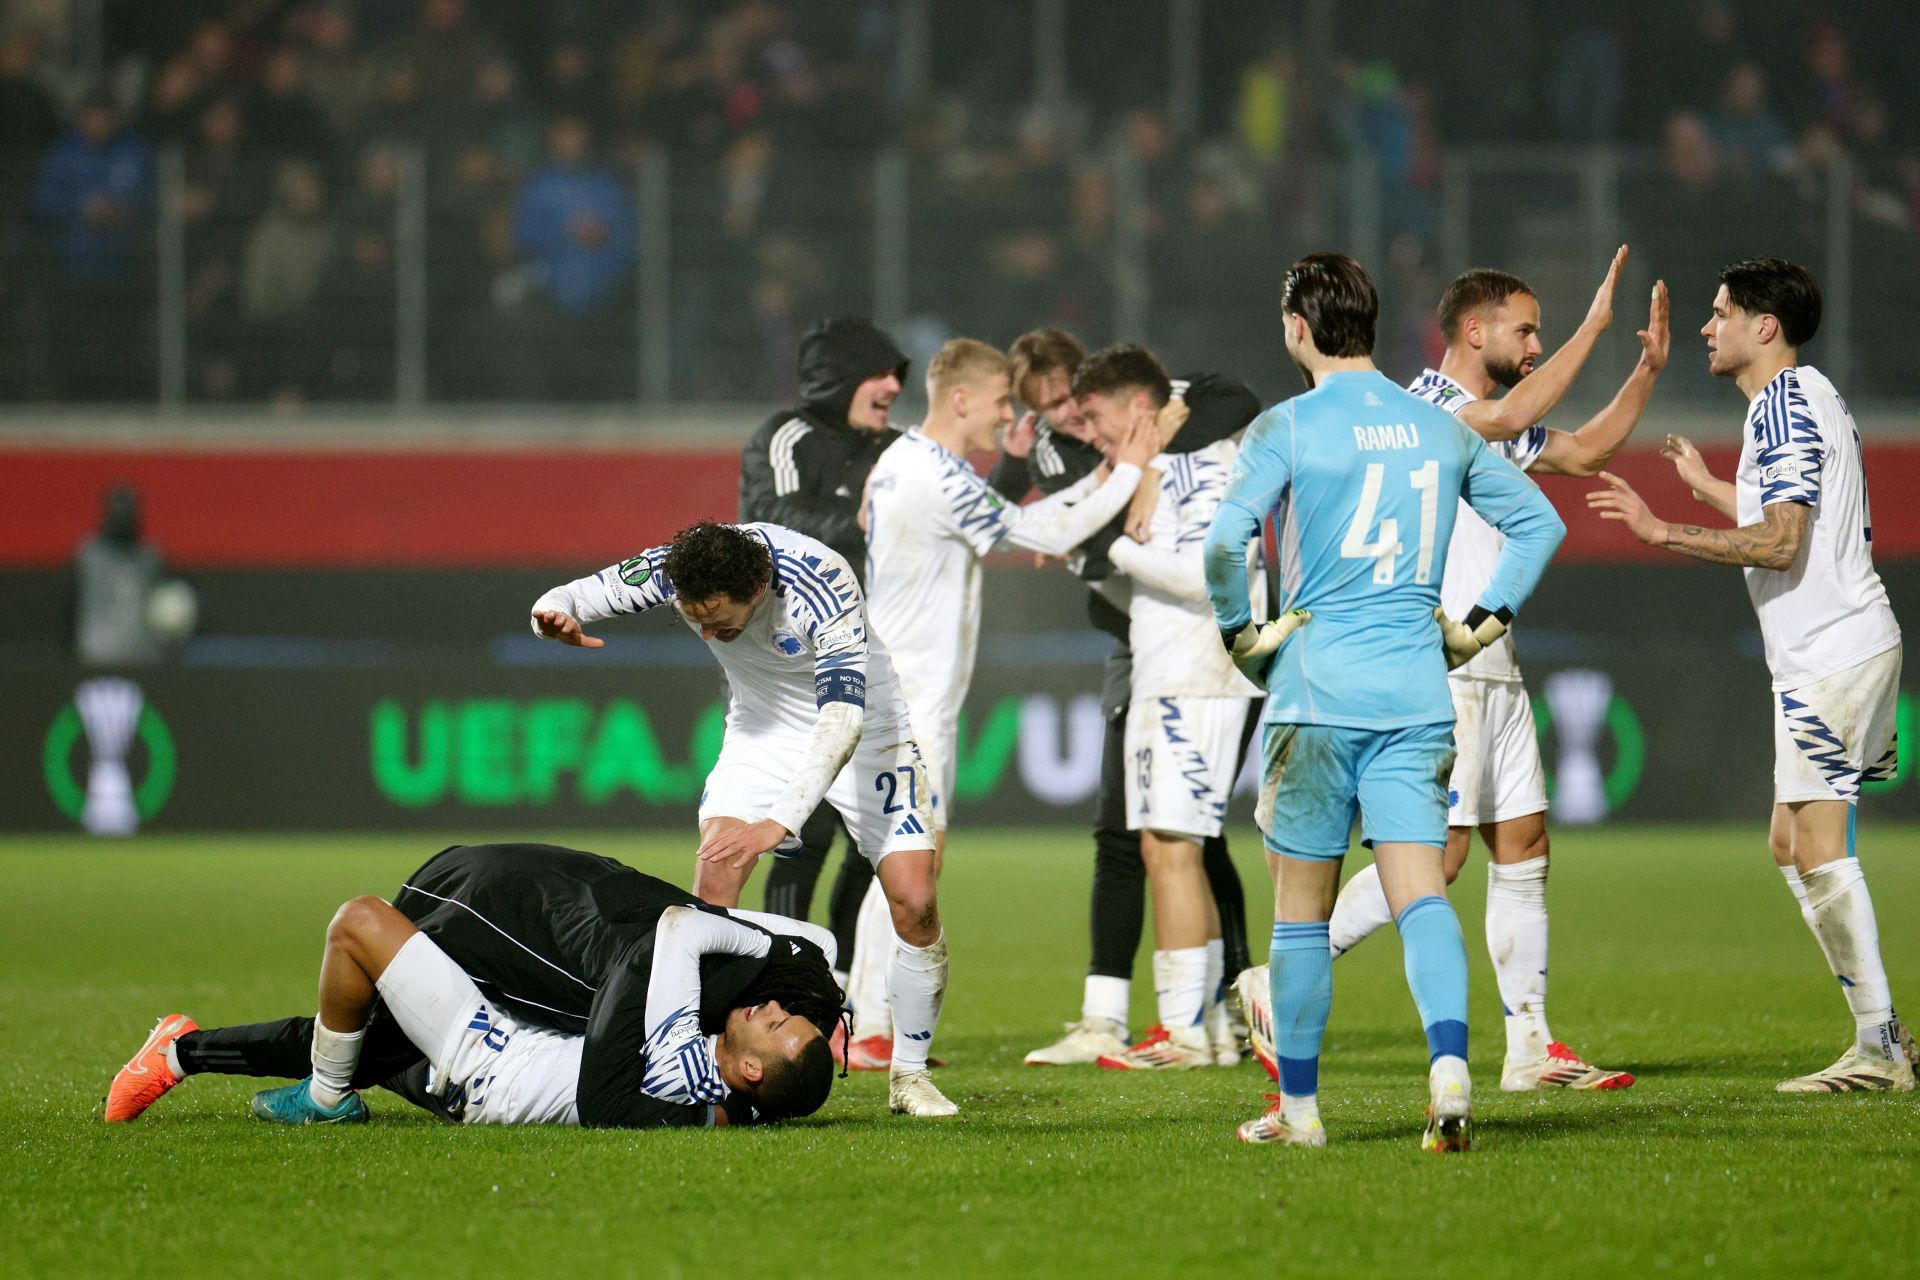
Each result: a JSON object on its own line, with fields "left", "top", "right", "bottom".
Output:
{"left": 3, "top": 442, "right": 1917, "bottom": 568}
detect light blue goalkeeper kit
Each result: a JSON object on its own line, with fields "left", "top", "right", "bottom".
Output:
{"left": 1203, "top": 369, "right": 1564, "bottom": 1096}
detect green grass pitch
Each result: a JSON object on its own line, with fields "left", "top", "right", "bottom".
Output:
{"left": 4, "top": 826, "right": 1917, "bottom": 1278}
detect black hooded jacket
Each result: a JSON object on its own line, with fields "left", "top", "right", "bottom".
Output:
{"left": 738, "top": 317, "right": 909, "bottom": 578}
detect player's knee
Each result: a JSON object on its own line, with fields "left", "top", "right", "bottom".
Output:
{"left": 1767, "top": 824, "right": 1794, "bottom": 865}
{"left": 886, "top": 883, "right": 939, "bottom": 944}
{"left": 327, "top": 895, "right": 389, "bottom": 949}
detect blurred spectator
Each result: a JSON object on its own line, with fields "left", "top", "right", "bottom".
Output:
{"left": 1549, "top": 2, "right": 1622, "bottom": 143}
{"left": 179, "top": 95, "right": 264, "bottom": 401}
{"left": 318, "top": 142, "right": 400, "bottom": 399}
{"left": 242, "top": 160, "right": 335, "bottom": 404}
{"left": 1708, "top": 63, "right": 1791, "bottom": 175}
{"left": 250, "top": 47, "right": 335, "bottom": 176}
{"left": 299, "top": 3, "right": 383, "bottom": 142}
{"left": 389, "top": 0, "right": 499, "bottom": 107}
{"left": 1665, "top": 111, "right": 1720, "bottom": 192}
{"left": 32, "top": 93, "right": 154, "bottom": 399}
{"left": 1, "top": 33, "right": 62, "bottom": 209}
{"left": 1237, "top": 43, "right": 1299, "bottom": 169}
{"left": 511, "top": 116, "right": 635, "bottom": 399}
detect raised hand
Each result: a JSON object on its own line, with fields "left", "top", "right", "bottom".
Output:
{"left": 1002, "top": 410, "right": 1039, "bottom": 459}
{"left": 532, "top": 609, "right": 604, "bottom": 648}
{"left": 1586, "top": 471, "right": 1667, "bottom": 545}
{"left": 1638, "top": 279, "right": 1670, "bottom": 372}
{"left": 1584, "top": 244, "right": 1629, "bottom": 334}
{"left": 1660, "top": 433, "right": 1715, "bottom": 501}
{"left": 1153, "top": 395, "right": 1190, "bottom": 448}
{"left": 1114, "top": 411, "right": 1158, "bottom": 469}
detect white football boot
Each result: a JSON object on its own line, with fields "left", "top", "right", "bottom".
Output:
{"left": 1776, "top": 1046, "right": 1915, "bottom": 1093}
{"left": 1023, "top": 1018, "right": 1129, "bottom": 1066}
{"left": 889, "top": 1068, "right": 959, "bottom": 1116}
{"left": 1501, "top": 1041, "right": 1636, "bottom": 1092}
{"left": 1095, "top": 1025, "right": 1213, "bottom": 1070}
{"left": 1234, "top": 965, "right": 1278, "bottom": 1082}
{"left": 1236, "top": 1098, "right": 1328, "bottom": 1147}
{"left": 1421, "top": 1057, "right": 1473, "bottom": 1153}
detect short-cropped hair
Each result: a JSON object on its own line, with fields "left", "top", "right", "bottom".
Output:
{"left": 1438, "top": 269, "right": 1534, "bottom": 343}
{"left": 926, "top": 338, "right": 1009, "bottom": 396}
{"left": 1069, "top": 342, "right": 1171, "bottom": 407}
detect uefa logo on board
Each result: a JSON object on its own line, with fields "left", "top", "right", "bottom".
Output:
{"left": 42, "top": 679, "right": 176, "bottom": 834}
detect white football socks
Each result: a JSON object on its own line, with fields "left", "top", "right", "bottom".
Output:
{"left": 1778, "top": 864, "right": 1818, "bottom": 932}
{"left": 847, "top": 880, "right": 895, "bottom": 1041}
{"left": 1800, "top": 859, "right": 1900, "bottom": 1060}
{"left": 1329, "top": 862, "right": 1393, "bottom": 958}
{"left": 1486, "top": 856, "right": 1552, "bottom": 1065}
{"left": 309, "top": 1017, "right": 365, "bottom": 1107}
{"left": 889, "top": 932, "right": 948, "bottom": 1072}
{"left": 1082, "top": 974, "right": 1130, "bottom": 1032}
{"left": 1153, "top": 946, "right": 1210, "bottom": 1041}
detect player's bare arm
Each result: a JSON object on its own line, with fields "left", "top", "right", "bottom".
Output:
{"left": 1531, "top": 280, "right": 1671, "bottom": 477}
{"left": 1460, "top": 245, "right": 1627, "bottom": 442}
{"left": 1660, "top": 433, "right": 1738, "bottom": 519}
{"left": 1587, "top": 472, "right": 1808, "bottom": 569}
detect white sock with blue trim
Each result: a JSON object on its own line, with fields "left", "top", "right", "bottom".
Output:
{"left": 1801, "top": 860, "right": 1900, "bottom": 1061}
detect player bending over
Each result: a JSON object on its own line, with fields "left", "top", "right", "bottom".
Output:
{"left": 1067, "top": 344, "right": 1270, "bottom": 1070}
{"left": 531, "top": 521, "right": 957, "bottom": 1116}
{"left": 1243, "top": 250, "right": 1666, "bottom": 1091}
{"left": 1589, "top": 257, "right": 1913, "bottom": 1092}
{"left": 845, "top": 338, "right": 1155, "bottom": 1064}
{"left": 106, "top": 843, "right": 840, "bottom": 1128}
{"left": 1206, "top": 254, "right": 1564, "bottom": 1151}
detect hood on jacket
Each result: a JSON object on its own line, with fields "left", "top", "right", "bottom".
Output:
{"left": 797, "top": 317, "right": 909, "bottom": 427}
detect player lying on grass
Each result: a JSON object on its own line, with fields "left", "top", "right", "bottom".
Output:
{"left": 1588, "top": 257, "right": 1915, "bottom": 1093}
{"left": 532, "top": 521, "right": 958, "bottom": 1116}
{"left": 1205, "top": 253, "right": 1565, "bottom": 1151}
{"left": 106, "top": 842, "right": 841, "bottom": 1127}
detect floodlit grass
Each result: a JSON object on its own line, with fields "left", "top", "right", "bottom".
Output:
{"left": 4, "top": 826, "right": 1917, "bottom": 1278}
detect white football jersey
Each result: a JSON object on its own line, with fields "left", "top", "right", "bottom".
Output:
{"left": 863, "top": 431, "right": 1006, "bottom": 732}
{"left": 534, "top": 523, "right": 912, "bottom": 741}
{"left": 1123, "top": 439, "right": 1263, "bottom": 700}
{"left": 1410, "top": 369, "right": 1548, "bottom": 683}
{"left": 1735, "top": 365, "right": 1899, "bottom": 690}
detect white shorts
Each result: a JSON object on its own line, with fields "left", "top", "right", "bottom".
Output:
{"left": 1446, "top": 676, "right": 1548, "bottom": 827}
{"left": 1123, "top": 695, "right": 1250, "bottom": 840}
{"left": 376, "top": 932, "right": 583, "bottom": 1126}
{"left": 699, "top": 724, "right": 937, "bottom": 863}
{"left": 1773, "top": 645, "right": 1902, "bottom": 805}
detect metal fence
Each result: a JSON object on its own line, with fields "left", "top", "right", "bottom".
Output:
{"left": 3, "top": 141, "right": 1916, "bottom": 412}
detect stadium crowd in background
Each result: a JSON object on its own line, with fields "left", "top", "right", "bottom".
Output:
{"left": 0, "top": 1, "right": 1916, "bottom": 406}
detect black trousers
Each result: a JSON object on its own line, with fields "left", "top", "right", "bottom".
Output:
{"left": 760, "top": 801, "right": 873, "bottom": 968}
{"left": 1086, "top": 648, "right": 1256, "bottom": 983}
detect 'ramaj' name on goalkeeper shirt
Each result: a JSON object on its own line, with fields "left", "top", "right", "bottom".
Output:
{"left": 1203, "top": 369, "right": 1564, "bottom": 731}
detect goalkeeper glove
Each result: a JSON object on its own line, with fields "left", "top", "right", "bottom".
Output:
{"left": 1433, "top": 604, "right": 1512, "bottom": 670}
{"left": 1221, "top": 608, "right": 1310, "bottom": 681}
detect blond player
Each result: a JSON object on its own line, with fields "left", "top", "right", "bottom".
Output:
{"left": 839, "top": 339, "right": 1157, "bottom": 1066}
